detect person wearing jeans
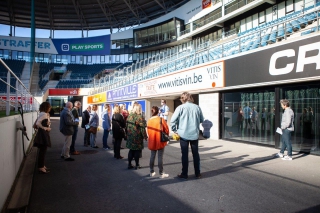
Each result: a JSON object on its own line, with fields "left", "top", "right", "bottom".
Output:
{"left": 147, "top": 106, "right": 169, "bottom": 178}
{"left": 170, "top": 92, "right": 204, "bottom": 179}
{"left": 276, "top": 99, "right": 294, "bottom": 160}
{"left": 101, "top": 103, "right": 111, "bottom": 150}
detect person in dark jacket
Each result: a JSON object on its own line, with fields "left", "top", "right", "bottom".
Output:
{"left": 70, "top": 101, "right": 81, "bottom": 155}
{"left": 81, "top": 105, "right": 91, "bottom": 146}
{"left": 60, "top": 102, "right": 79, "bottom": 161}
{"left": 112, "top": 105, "right": 126, "bottom": 159}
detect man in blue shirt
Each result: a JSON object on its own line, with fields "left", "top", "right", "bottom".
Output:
{"left": 159, "top": 99, "right": 169, "bottom": 122}
{"left": 101, "top": 104, "right": 111, "bottom": 150}
{"left": 243, "top": 103, "right": 252, "bottom": 134}
{"left": 170, "top": 92, "right": 204, "bottom": 180}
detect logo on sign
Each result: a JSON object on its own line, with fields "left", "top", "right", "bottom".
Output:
{"left": 62, "top": 44, "right": 69, "bottom": 51}
{"left": 202, "top": 0, "right": 211, "bottom": 9}
{"left": 70, "top": 90, "right": 78, "bottom": 95}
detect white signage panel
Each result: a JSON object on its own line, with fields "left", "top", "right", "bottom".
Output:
{"left": 138, "top": 61, "right": 224, "bottom": 98}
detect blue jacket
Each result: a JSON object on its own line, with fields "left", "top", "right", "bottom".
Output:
{"left": 89, "top": 111, "right": 99, "bottom": 127}
{"left": 101, "top": 110, "right": 111, "bottom": 130}
{"left": 170, "top": 102, "right": 204, "bottom": 140}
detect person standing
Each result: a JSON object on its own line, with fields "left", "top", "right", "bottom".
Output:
{"left": 237, "top": 106, "right": 243, "bottom": 133}
{"left": 89, "top": 104, "right": 99, "bottom": 148}
{"left": 120, "top": 104, "right": 129, "bottom": 149}
{"left": 126, "top": 104, "right": 147, "bottom": 169}
{"left": 251, "top": 106, "right": 258, "bottom": 136}
{"left": 159, "top": 99, "right": 169, "bottom": 122}
{"left": 60, "top": 102, "right": 79, "bottom": 161}
{"left": 112, "top": 105, "right": 126, "bottom": 159}
{"left": 101, "top": 103, "right": 111, "bottom": 150}
{"left": 260, "top": 108, "right": 267, "bottom": 132}
{"left": 81, "top": 105, "right": 91, "bottom": 147}
{"left": 33, "top": 102, "right": 52, "bottom": 174}
{"left": 70, "top": 101, "right": 81, "bottom": 155}
{"left": 243, "top": 103, "right": 252, "bottom": 134}
{"left": 276, "top": 99, "right": 294, "bottom": 160}
{"left": 170, "top": 92, "right": 204, "bottom": 179}
{"left": 147, "top": 106, "right": 169, "bottom": 178}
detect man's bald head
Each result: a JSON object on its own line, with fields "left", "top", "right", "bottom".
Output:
{"left": 66, "top": 102, "right": 73, "bottom": 109}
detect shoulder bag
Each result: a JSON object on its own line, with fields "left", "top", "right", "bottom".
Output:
{"left": 114, "top": 115, "right": 127, "bottom": 140}
{"left": 160, "top": 117, "right": 170, "bottom": 142}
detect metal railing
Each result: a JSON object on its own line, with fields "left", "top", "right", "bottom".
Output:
{"left": 0, "top": 58, "right": 40, "bottom": 115}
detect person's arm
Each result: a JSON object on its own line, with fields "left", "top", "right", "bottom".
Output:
{"left": 199, "top": 107, "right": 204, "bottom": 123}
{"left": 170, "top": 106, "right": 180, "bottom": 132}
{"left": 281, "top": 109, "right": 290, "bottom": 129}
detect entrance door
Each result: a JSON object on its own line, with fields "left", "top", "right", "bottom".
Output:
{"left": 281, "top": 84, "right": 320, "bottom": 155}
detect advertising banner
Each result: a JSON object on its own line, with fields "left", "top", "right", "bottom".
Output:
{"left": 0, "top": 35, "right": 111, "bottom": 55}
{"left": 48, "top": 88, "right": 89, "bottom": 96}
{"left": 202, "top": 0, "right": 211, "bottom": 9}
{"left": 108, "top": 100, "right": 146, "bottom": 118}
{"left": 87, "top": 92, "right": 107, "bottom": 104}
{"left": 225, "top": 34, "right": 320, "bottom": 87}
{"left": 107, "top": 84, "right": 138, "bottom": 102}
{"left": 52, "top": 35, "right": 111, "bottom": 55}
{"left": 0, "top": 96, "right": 33, "bottom": 104}
{"left": 0, "top": 36, "right": 56, "bottom": 54}
{"left": 138, "top": 61, "right": 224, "bottom": 98}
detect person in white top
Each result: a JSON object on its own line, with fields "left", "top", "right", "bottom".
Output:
{"left": 33, "top": 102, "right": 52, "bottom": 174}
{"left": 159, "top": 99, "right": 169, "bottom": 122}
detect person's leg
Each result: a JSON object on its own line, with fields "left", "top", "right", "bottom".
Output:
{"left": 158, "top": 148, "right": 164, "bottom": 175}
{"left": 83, "top": 129, "right": 87, "bottom": 146}
{"left": 64, "top": 135, "right": 72, "bottom": 158}
{"left": 190, "top": 140, "right": 200, "bottom": 176}
{"left": 103, "top": 129, "right": 108, "bottom": 148}
{"left": 180, "top": 138, "right": 189, "bottom": 177}
{"left": 128, "top": 149, "right": 134, "bottom": 166}
{"left": 38, "top": 145, "right": 47, "bottom": 168}
{"left": 134, "top": 150, "right": 141, "bottom": 167}
{"left": 149, "top": 150, "right": 156, "bottom": 173}
{"left": 280, "top": 130, "right": 288, "bottom": 154}
{"left": 114, "top": 138, "right": 122, "bottom": 158}
{"left": 90, "top": 133, "right": 94, "bottom": 147}
{"left": 284, "top": 129, "right": 292, "bottom": 157}
{"left": 85, "top": 129, "right": 90, "bottom": 146}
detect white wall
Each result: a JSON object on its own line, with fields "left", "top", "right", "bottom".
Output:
{"left": 199, "top": 93, "right": 219, "bottom": 140}
{"left": 0, "top": 112, "right": 37, "bottom": 211}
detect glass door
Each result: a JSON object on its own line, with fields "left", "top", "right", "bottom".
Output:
{"left": 281, "top": 84, "right": 320, "bottom": 155}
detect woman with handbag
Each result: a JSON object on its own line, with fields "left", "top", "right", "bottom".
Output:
{"left": 147, "top": 106, "right": 169, "bottom": 178}
{"left": 126, "top": 103, "right": 147, "bottom": 169}
{"left": 89, "top": 104, "right": 99, "bottom": 148}
{"left": 112, "top": 105, "right": 126, "bottom": 159}
{"left": 33, "top": 102, "right": 52, "bottom": 174}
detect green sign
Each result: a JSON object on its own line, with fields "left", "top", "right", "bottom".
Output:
{"left": 70, "top": 43, "right": 104, "bottom": 51}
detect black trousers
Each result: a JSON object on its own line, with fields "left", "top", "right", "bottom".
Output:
{"left": 128, "top": 149, "right": 142, "bottom": 166}
{"left": 38, "top": 145, "right": 47, "bottom": 168}
{"left": 83, "top": 128, "right": 90, "bottom": 145}
{"left": 113, "top": 138, "right": 122, "bottom": 158}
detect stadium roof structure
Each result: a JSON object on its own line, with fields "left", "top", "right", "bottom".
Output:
{"left": 0, "top": 0, "right": 190, "bottom": 32}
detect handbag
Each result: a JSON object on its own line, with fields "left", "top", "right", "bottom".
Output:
{"left": 113, "top": 115, "right": 127, "bottom": 140}
{"left": 160, "top": 117, "right": 170, "bottom": 142}
{"left": 89, "top": 126, "right": 97, "bottom": 134}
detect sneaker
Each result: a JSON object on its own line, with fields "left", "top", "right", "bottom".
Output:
{"left": 275, "top": 153, "right": 284, "bottom": 158}
{"left": 195, "top": 174, "right": 202, "bottom": 179}
{"left": 150, "top": 172, "right": 156, "bottom": 177}
{"left": 159, "top": 173, "right": 169, "bottom": 179}
{"left": 282, "top": 155, "right": 293, "bottom": 161}
{"left": 65, "top": 157, "right": 75, "bottom": 161}
{"left": 103, "top": 147, "right": 110, "bottom": 150}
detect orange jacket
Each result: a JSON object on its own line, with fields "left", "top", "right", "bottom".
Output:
{"left": 147, "top": 116, "right": 169, "bottom": 150}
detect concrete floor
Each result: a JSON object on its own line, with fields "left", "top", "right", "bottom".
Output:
{"left": 28, "top": 117, "right": 320, "bottom": 213}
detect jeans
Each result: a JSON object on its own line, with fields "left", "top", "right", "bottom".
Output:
{"left": 180, "top": 138, "right": 200, "bottom": 177}
{"left": 70, "top": 126, "right": 78, "bottom": 152}
{"left": 281, "top": 129, "right": 292, "bottom": 157}
{"left": 61, "top": 135, "right": 72, "bottom": 158}
{"left": 103, "top": 129, "right": 110, "bottom": 148}
{"left": 149, "top": 148, "right": 165, "bottom": 174}
{"left": 90, "top": 133, "right": 97, "bottom": 147}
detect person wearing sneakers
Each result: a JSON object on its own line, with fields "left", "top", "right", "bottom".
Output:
{"left": 70, "top": 101, "right": 81, "bottom": 155}
{"left": 276, "top": 99, "right": 294, "bottom": 160}
{"left": 60, "top": 102, "right": 79, "bottom": 161}
{"left": 147, "top": 106, "right": 169, "bottom": 179}
{"left": 170, "top": 92, "right": 204, "bottom": 180}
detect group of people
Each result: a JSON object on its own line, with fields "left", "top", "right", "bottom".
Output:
{"left": 237, "top": 103, "right": 275, "bottom": 136}
{"left": 32, "top": 92, "right": 205, "bottom": 179}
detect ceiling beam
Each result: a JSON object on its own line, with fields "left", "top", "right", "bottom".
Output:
{"left": 6, "top": 0, "right": 15, "bottom": 26}
{"left": 46, "top": 0, "right": 54, "bottom": 31}
{"left": 153, "top": 0, "right": 167, "bottom": 13}
{"left": 71, "top": 0, "right": 89, "bottom": 31}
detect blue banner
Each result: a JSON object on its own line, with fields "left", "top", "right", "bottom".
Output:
{"left": 52, "top": 35, "right": 110, "bottom": 55}
{"left": 107, "top": 84, "right": 138, "bottom": 101}
{"left": 104, "top": 100, "right": 146, "bottom": 118}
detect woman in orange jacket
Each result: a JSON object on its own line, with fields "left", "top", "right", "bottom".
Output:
{"left": 147, "top": 106, "right": 169, "bottom": 178}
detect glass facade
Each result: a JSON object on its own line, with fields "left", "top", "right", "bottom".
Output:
{"left": 134, "top": 18, "right": 184, "bottom": 48}
{"left": 222, "top": 83, "right": 320, "bottom": 156}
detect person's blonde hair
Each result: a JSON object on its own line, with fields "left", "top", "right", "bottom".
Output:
{"left": 113, "top": 105, "right": 120, "bottom": 114}
{"left": 180, "top": 92, "right": 194, "bottom": 104}
{"left": 131, "top": 104, "right": 142, "bottom": 115}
